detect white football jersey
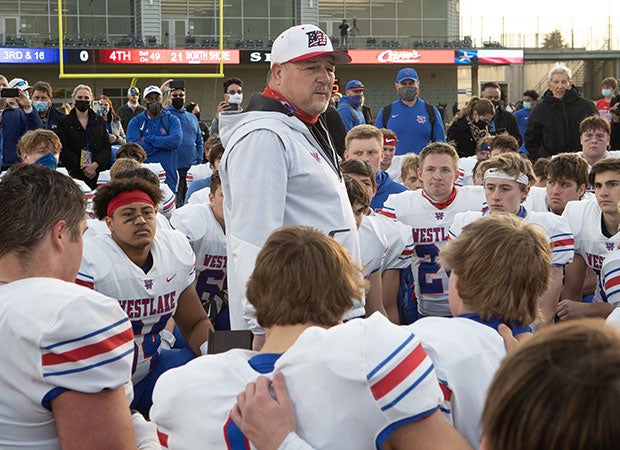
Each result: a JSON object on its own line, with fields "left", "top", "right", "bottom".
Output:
{"left": 187, "top": 186, "right": 211, "bottom": 205}
{"left": 372, "top": 213, "right": 414, "bottom": 271}
{"left": 409, "top": 316, "right": 506, "bottom": 449}
{"left": 457, "top": 155, "right": 478, "bottom": 187}
{"left": 385, "top": 155, "right": 405, "bottom": 183}
{"left": 563, "top": 199, "right": 620, "bottom": 302}
{"left": 450, "top": 209, "right": 574, "bottom": 267}
{"left": 77, "top": 230, "right": 196, "bottom": 383}
{"left": 186, "top": 163, "right": 213, "bottom": 188}
{"left": 360, "top": 215, "right": 388, "bottom": 277}
{"left": 0, "top": 278, "right": 134, "bottom": 449}
{"left": 151, "top": 313, "right": 443, "bottom": 450}
{"left": 602, "top": 250, "right": 620, "bottom": 308}
{"left": 381, "top": 187, "right": 485, "bottom": 316}
{"left": 170, "top": 203, "right": 227, "bottom": 301}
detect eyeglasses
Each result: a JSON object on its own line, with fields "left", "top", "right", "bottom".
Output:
{"left": 227, "top": 89, "right": 242, "bottom": 95}
{"left": 171, "top": 93, "right": 185, "bottom": 98}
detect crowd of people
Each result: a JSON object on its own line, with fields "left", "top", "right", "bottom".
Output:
{"left": 2, "top": 23, "right": 620, "bottom": 449}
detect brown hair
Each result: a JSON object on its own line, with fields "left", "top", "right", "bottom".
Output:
{"left": 439, "top": 213, "right": 550, "bottom": 325}
{"left": 246, "top": 226, "right": 366, "bottom": 328}
{"left": 115, "top": 142, "right": 148, "bottom": 162}
{"left": 97, "top": 94, "right": 121, "bottom": 122}
{"left": 478, "top": 153, "right": 536, "bottom": 189}
{"left": 16, "top": 129, "right": 61, "bottom": 160}
{"left": 210, "top": 170, "right": 221, "bottom": 195}
{"left": 109, "top": 158, "right": 141, "bottom": 179}
{"left": 419, "top": 141, "right": 459, "bottom": 171}
{"left": 31, "top": 80, "right": 53, "bottom": 98}
{"left": 450, "top": 96, "right": 494, "bottom": 124}
{"left": 0, "top": 165, "right": 85, "bottom": 259}
{"left": 340, "top": 159, "right": 377, "bottom": 190}
{"left": 490, "top": 134, "right": 519, "bottom": 154}
{"left": 482, "top": 319, "right": 620, "bottom": 450}
{"left": 602, "top": 76, "right": 618, "bottom": 90}
{"left": 545, "top": 153, "right": 588, "bottom": 187}
{"left": 589, "top": 158, "right": 620, "bottom": 186}
{"left": 580, "top": 115, "right": 611, "bottom": 135}
{"left": 344, "top": 174, "right": 370, "bottom": 210}
{"left": 345, "top": 124, "right": 383, "bottom": 150}
{"left": 532, "top": 157, "right": 551, "bottom": 183}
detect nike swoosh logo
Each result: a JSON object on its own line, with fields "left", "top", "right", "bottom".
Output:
{"left": 166, "top": 275, "right": 176, "bottom": 282}
{"left": 391, "top": 114, "right": 399, "bottom": 118}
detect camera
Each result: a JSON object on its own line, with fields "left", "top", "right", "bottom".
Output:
{"left": 128, "top": 87, "right": 139, "bottom": 96}
{"left": 0, "top": 88, "right": 20, "bottom": 98}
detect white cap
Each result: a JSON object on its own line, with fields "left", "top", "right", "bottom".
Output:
{"left": 270, "top": 24, "right": 351, "bottom": 67}
{"left": 143, "top": 85, "right": 162, "bottom": 99}
{"left": 8, "top": 78, "right": 30, "bottom": 90}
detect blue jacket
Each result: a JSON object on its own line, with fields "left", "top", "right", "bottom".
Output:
{"left": 42, "top": 106, "right": 66, "bottom": 132}
{"left": 166, "top": 106, "right": 204, "bottom": 169}
{"left": 375, "top": 98, "right": 445, "bottom": 155}
{"left": 514, "top": 108, "right": 530, "bottom": 139}
{"left": 126, "top": 110, "right": 182, "bottom": 191}
{"left": 1, "top": 107, "right": 44, "bottom": 168}
{"left": 372, "top": 170, "right": 407, "bottom": 212}
{"left": 337, "top": 96, "right": 365, "bottom": 132}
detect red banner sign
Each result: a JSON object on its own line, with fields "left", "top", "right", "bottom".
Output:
{"left": 348, "top": 49, "right": 455, "bottom": 64}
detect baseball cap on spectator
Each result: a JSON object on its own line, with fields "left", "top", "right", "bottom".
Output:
{"left": 270, "top": 24, "right": 351, "bottom": 67}
{"left": 396, "top": 68, "right": 419, "bottom": 83}
{"left": 383, "top": 134, "right": 397, "bottom": 148}
{"left": 8, "top": 78, "right": 30, "bottom": 90}
{"left": 143, "top": 85, "right": 162, "bottom": 99}
{"left": 345, "top": 80, "right": 364, "bottom": 91}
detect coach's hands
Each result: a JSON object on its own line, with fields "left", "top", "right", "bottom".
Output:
{"left": 231, "top": 372, "right": 296, "bottom": 450}
{"left": 556, "top": 299, "right": 589, "bottom": 321}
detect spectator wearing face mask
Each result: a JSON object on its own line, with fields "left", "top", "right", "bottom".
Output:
{"left": 31, "top": 81, "right": 65, "bottom": 131}
{"left": 514, "top": 89, "right": 539, "bottom": 138}
{"left": 126, "top": 85, "right": 182, "bottom": 192}
{"left": 96, "top": 95, "right": 126, "bottom": 146}
{"left": 210, "top": 77, "right": 243, "bottom": 136}
{"left": 596, "top": 77, "right": 618, "bottom": 122}
{"left": 337, "top": 80, "right": 366, "bottom": 132}
{"left": 374, "top": 68, "right": 445, "bottom": 155}
{"left": 446, "top": 97, "right": 495, "bottom": 158}
{"left": 479, "top": 82, "right": 522, "bottom": 146}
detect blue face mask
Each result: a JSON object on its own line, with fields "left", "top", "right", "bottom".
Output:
{"left": 522, "top": 101, "right": 532, "bottom": 110}
{"left": 33, "top": 101, "right": 49, "bottom": 113}
{"left": 34, "top": 152, "right": 58, "bottom": 170}
{"left": 602, "top": 88, "right": 613, "bottom": 98}
{"left": 347, "top": 95, "right": 363, "bottom": 109}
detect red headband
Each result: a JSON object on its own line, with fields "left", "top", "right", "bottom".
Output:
{"left": 383, "top": 135, "right": 397, "bottom": 147}
{"left": 107, "top": 190, "right": 155, "bottom": 217}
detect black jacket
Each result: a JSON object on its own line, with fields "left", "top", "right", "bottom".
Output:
{"left": 524, "top": 86, "right": 598, "bottom": 159}
{"left": 56, "top": 108, "right": 111, "bottom": 189}
{"left": 446, "top": 116, "right": 478, "bottom": 158}
{"left": 493, "top": 108, "right": 522, "bottom": 145}
{"left": 41, "top": 106, "right": 66, "bottom": 132}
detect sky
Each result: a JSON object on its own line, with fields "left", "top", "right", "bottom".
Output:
{"left": 459, "top": 0, "right": 620, "bottom": 50}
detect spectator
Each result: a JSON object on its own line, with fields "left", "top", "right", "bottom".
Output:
{"left": 126, "top": 85, "right": 182, "bottom": 192}
{"left": 479, "top": 82, "right": 522, "bottom": 145}
{"left": 162, "top": 79, "right": 203, "bottom": 205}
{"left": 56, "top": 84, "right": 110, "bottom": 189}
{"left": 96, "top": 94, "right": 126, "bottom": 145}
{"left": 596, "top": 76, "right": 618, "bottom": 122}
{"left": 337, "top": 79, "right": 365, "bottom": 131}
{"left": 31, "top": 80, "right": 65, "bottom": 131}
{"left": 446, "top": 97, "right": 495, "bottom": 157}
{"left": 524, "top": 64, "right": 598, "bottom": 159}
{"left": 186, "top": 101, "right": 210, "bottom": 142}
{"left": 210, "top": 77, "right": 243, "bottom": 136}
{"left": 375, "top": 68, "right": 446, "bottom": 155}
{"left": 514, "top": 89, "right": 538, "bottom": 138}
{"left": 117, "top": 86, "right": 145, "bottom": 131}
{"left": 338, "top": 18, "right": 349, "bottom": 46}
{"left": 0, "top": 77, "right": 44, "bottom": 170}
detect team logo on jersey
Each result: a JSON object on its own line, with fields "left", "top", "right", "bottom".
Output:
{"left": 435, "top": 212, "right": 444, "bottom": 220}
{"left": 309, "top": 151, "right": 321, "bottom": 163}
{"left": 144, "top": 279, "right": 153, "bottom": 290}
{"left": 607, "top": 242, "right": 616, "bottom": 251}
{"left": 416, "top": 115, "right": 427, "bottom": 124}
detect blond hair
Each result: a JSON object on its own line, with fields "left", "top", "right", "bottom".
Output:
{"left": 439, "top": 214, "right": 550, "bottom": 325}
{"left": 345, "top": 124, "right": 383, "bottom": 150}
{"left": 17, "top": 129, "right": 61, "bottom": 160}
{"left": 246, "top": 226, "right": 366, "bottom": 328}
{"left": 400, "top": 154, "right": 420, "bottom": 180}
{"left": 419, "top": 142, "right": 459, "bottom": 171}
{"left": 478, "top": 152, "right": 536, "bottom": 189}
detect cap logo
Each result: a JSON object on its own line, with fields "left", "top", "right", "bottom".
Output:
{"left": 307, "top": 30, "right": 328, "bottom": 48}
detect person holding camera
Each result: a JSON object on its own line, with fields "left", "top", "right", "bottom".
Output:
{"left": 209, "top": 77, "right": 243, "bottom": 136}
{"left": 117, "top": 86, "right": 145, "bottom": 132}
{"left": 0, "top": 77, "right": 44, "bottom": 171}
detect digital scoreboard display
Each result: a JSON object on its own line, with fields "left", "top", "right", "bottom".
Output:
{"left": 98, "top": 48, "right": 240, "bottom": 65}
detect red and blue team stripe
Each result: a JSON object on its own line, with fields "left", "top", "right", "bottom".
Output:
{"left": 75, "top": 272, "right": 95, "bottom": 289}
{"left": 400, "top": 242, "right": 415, "bottom": 259}
{"left": 550, "top": 233, "right": 575, "bottom": 253}
{"left": 367, "top": 333, "right": 434, "bottom": 411}
{"left": 223, "top": 415, "right": 250, "bottom": 450}
{"left": 42, "top": 317, "right": 134, "bottom": 377}
{"left": 161, "top": 191, "right": 176, "bottom": 215}
{"left": 379, "top": 206, "right": 397, "bottom": 220}
{"left": 604, "top": 263, "right": 620, "bottom": 306}
{"left": 438, "top": 379, "right": 452, "bottom": 415}
{"left": 157, "top": 429, "right": 169, "bottom": 448}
